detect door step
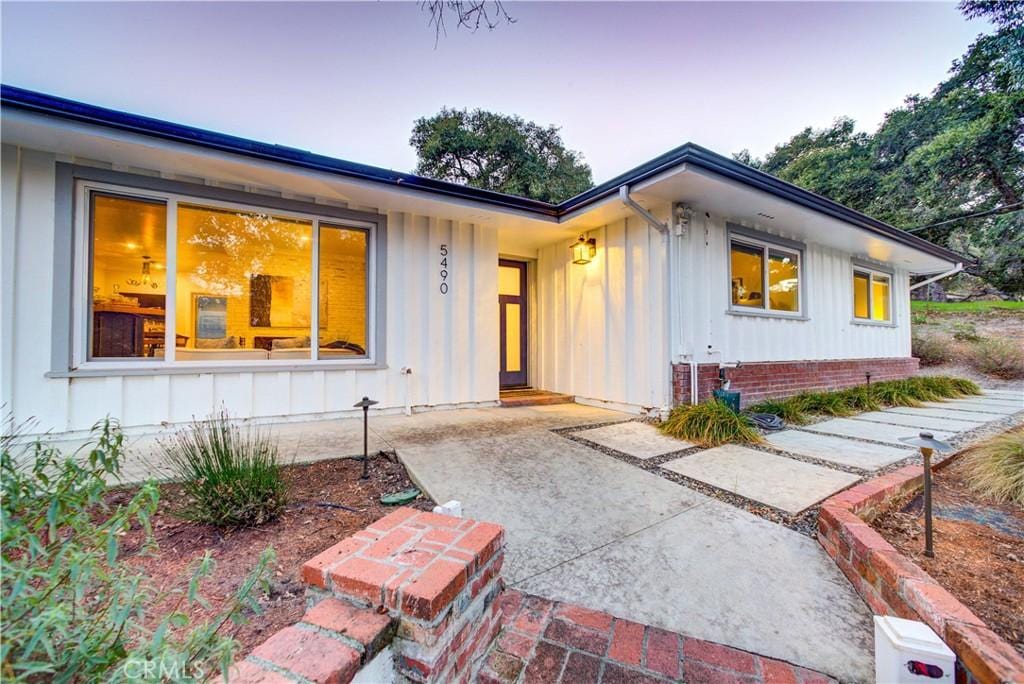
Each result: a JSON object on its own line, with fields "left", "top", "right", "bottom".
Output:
{"left": 499, "top": 389, "right": 575, "bottom": 407}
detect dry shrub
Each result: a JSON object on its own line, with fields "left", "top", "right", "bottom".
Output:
{"left": 964, "top": 338, "right": 1024, "bottom": 379}
{"left": 961, "top": 427, "right": 1024, "bottom": 506}
{"left": 912, "top": 334, "right": 952, "bottom": 366}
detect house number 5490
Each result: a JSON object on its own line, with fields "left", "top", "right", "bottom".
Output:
{"left": 439, "top": 244, "right": 449, "bottom": 294}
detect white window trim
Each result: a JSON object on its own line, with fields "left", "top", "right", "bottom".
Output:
{"left": 851, "top": 266, "right": 894, "bottom": 325}
{"left": 72, "top": 179, "right": 379, "bottom": 372}
{"left": 726, "top": 233, "right": 805, "bottom": 318}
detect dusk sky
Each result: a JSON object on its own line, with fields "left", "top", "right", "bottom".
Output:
{"left": 2, "top": 2, "right": 991, "bottom": 183}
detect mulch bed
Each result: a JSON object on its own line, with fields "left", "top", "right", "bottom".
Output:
{"left": 871, "top": 457, "right": 1024, "bottom": 656}
{"left": 109, "top": 452, "right": 434, "bottom": 656}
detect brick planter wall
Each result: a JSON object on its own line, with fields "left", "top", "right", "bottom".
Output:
{"left": 818, "top": 467, "right": 1024, "bottom": 684}
{"left": 671, "top": 357, "right": 920, "bottom": 407}
{"left": 220, "top": 507, "right": 505, "bottom": 684}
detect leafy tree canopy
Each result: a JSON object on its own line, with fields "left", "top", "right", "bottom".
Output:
{"left": 735, "top": 6, "right": 1024, "bottom": 295}
{"left": 411, "top": 108, "right": 593, "bottom": 203}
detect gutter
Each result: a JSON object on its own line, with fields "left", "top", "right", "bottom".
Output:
{"left": 910, "top": 263, "right": 964, "bottom": 292}
{"left": 620, "top": 186, "right": 675, "bottom": 412}
{"left": 1, "top": 84, "right": 968, "bottom": 266}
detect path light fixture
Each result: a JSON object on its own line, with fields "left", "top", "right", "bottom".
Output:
{"left": 898, "top": 431, "right": 954, "bottom": 558}
{"left": 353, "top": 396, "right": 379, "bottom": 480}
{"left": 571, "top": 235, "right": 597, "bottom": 265}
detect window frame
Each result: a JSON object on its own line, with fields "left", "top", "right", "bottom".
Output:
{"left": 851, "top": 263, "right": 894, "bottom": 325}
{"left": 726, "top": 226, "right": 805, "bottom": 319}
{"left": 71, "top": 177, "right": 381, "bottom": 373}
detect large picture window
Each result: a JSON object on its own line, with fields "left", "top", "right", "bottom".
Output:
{"left": 82, "top": 183, "right": 374, "bottom": 365}
{"left": 729, "top": 235, "right": 801, "bottom": 315}
{"left": 853, "top": 268, "right": 891, "bottom": 322}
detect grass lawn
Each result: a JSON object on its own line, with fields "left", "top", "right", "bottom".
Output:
{"left": 912, "top": 300, "right": 1024, "bottom": 313}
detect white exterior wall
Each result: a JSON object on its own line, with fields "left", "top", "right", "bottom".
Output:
{"left": 536, "top": 211, "right": 671, "bottom": 413}
{"left": 1, "top": 145, "right": 499, "bottom": 436}
{"left": 675, "top": 212, "right": 912, "bottom": 364}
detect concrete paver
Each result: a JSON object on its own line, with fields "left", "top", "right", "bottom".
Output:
{"left": 884, "top": 406, "right": 1006, "bottom": 422}
{"left": 802, "top": 418, "right": 955, "bottom": 445}
{"left": 574, "top": 420, "right": 694, "bottom": 459}
{"left": 660, "top": 445, "right": 859, "bottom": 514}
{"left": 923, "top": 400, "right": 1020, "bottom": 415}
{"left": 765, "top": 429, "right": 911, "bottom": 470}
{"left": 851, "top": 411, "right": 984, "bottom": 432}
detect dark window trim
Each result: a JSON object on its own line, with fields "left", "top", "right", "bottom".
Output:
{"left": 53, "top": 163, "right": 387, "bottom": 373}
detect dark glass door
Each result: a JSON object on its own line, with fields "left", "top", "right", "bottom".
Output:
{"left": 498, "top": 260, "right": 528, "bottom": 388}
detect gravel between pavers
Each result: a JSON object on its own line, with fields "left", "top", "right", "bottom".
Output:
{"left": 553, "top": 407, "right": 1024, "bottom": 539}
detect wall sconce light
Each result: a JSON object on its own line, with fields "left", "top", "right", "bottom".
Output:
{"left": 571, "top": 235, "right": 597, "bottom": 265}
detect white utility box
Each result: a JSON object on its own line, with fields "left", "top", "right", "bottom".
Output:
{"left": 874, "top": 615, "right": 955, "bottom": 683}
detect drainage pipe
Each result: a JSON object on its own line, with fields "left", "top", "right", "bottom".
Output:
{"left": 909, "top": 263, "right": 964, "bottom": 292}
{"left": 619, "top": 186, "right": 673, "bottom": 412}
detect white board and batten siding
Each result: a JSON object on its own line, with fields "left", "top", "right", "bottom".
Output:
{"left": 536, "top": 212, "right": 671, "bottom": 413}
{"left": 1, "top": 145, "right": 499, "bottom": 436}
{"left": 675, "top": 212, "right": 912, "bottom": 364}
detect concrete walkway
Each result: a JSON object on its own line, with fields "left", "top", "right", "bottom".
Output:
{"left": 377, "top": 404, "right": 876, "bottom": 682}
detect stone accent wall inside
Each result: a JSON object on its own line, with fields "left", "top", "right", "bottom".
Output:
{"left": 671, "top": 357, "right": 920, "bottom": 407}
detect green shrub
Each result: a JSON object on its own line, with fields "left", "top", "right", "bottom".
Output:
{"left": 962, "top": 427, "right": 1024, "bottom": 506}
{"left": 1, "top": 418, "right": 274, "bottom": 682}
{"left": 660, "top": 400, "right": 762, "bottom": 447}
{"left": 964, "top": 338, "right": 1024, "bottom": 379}
{"left": 948, "top": 376, "right": 983, "bottom": 396}
{"left": 869, "top": 380, "right": 924, "bottom": 407}
{"left": 835, "top": 386, "right": 882, "bottom": 412}
{"left": 950, "top": 321, "right": 981, "bottom": 342}
{"left": 162, "top": 412, "right": 286, "bottom": 527}
{"left": 747, "top": 398, "right": 811, "bottom": 425}
{"left": 911, "top": 335, "right": 952, "bottom": 366}
{"left": 795, "top": 391, "right": 856, "bottom": 416}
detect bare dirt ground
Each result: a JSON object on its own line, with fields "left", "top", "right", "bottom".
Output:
{"left": 914, "top": 308, "right": 1024, "bottom": 390}
{"left": 110, "top": 453, "right": 434, "bottom": 656}
{"left": 872, "top": 456, "right": 1024, "bottom": 656}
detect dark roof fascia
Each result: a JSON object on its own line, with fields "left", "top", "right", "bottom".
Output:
{"left": 1, "top": 84, "right": 966, "bottom": 265}
{"left": 0, "top": 84, "right": 560, "bottom": 217}
{"left": 556, "top": 143, "right": 968, "bottom": 265}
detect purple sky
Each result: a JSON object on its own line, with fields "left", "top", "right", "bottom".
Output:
{"left": 2, "top": 2, "right": 990, "bottom": 183}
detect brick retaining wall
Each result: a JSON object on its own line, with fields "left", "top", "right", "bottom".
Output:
{"left": 672, "top": 357, "right": 920, "bottom": 407}
{"left": 818, "top": 467, "right": 1024, "bottom": 684}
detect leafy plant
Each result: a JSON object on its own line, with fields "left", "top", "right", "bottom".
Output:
{"left": 961, "top": 427, "right": 1024, "bottom": 506}
{"left": 868, "top": 380, "right": 925, "bottom": 407}
{"left": 835, "top": 386, "right": 882, "bottom": 412}
{"left": 795, "top": 391, "right": 856, "bottom": 417}
{"left": 1, "top": 418, "right": 275, "bottom": 682}
{"left": 162, "top": 412, "right": 286, "bottom": 527}
{"left": 912, "top": 335, "right": 953, "bottom": 366}
{"left": 660, "top": 400, "right": 762, "bottom": 447}
{"left": 950, "top": 321, "right": 982, "bottom": 342}
{"left": 964, "top": 337, "right": 1024, "bottom": 379}
{"left": 746, "top": 398, "right": 811, "bottom": 425}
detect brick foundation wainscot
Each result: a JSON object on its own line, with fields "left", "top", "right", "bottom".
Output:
{"left": 672, "top": 357, "right": 920, "bottom": 407}
{"left": 217, "top": 507, "right": 839, "bottom": 683}
{"left": 818, "top": 467, "right": 1024, "bottom": 684}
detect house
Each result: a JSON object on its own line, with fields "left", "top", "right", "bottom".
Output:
{"left": 0, "top": 85, "right": 964, "bottom": 437}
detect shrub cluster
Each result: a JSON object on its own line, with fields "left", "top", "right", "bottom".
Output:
{"left": 963, "top": 338, "right": 1024, "bottom": 379}
{"left": 746, "top": 376, "right": 981, "bottom": 427}
{"left": 912, "top": 334, "right": 953, "bottom": 366}
{"left": 1, "top": 418, "right": 274, "bottom": 682}
{"left": 659, "top": 399, "right": 762, "bottom": 447}
{"left": 962, "top": 427, "right": 1024, "bottom": 506}
{"left": 162, "top": 412, "right": 286, "bottom": 527}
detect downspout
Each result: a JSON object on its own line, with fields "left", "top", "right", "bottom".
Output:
{"left": 619, "top": 186, "right": 675, "bottom": 414}
{"left": 909, "top": 263, "right": 964, "bottom": 292}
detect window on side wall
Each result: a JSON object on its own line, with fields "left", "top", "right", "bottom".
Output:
{"left": 729, "top": 235, "right": 801, "bottom": 315}
{"left": 853, "top": 268, "right": 891, "bottom": 322}
{"left": 83, "top": 184, "right": 374, "bottom": 365}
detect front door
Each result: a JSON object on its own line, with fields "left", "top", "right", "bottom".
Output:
{"left": 498, "top": 259, "right": 528, "bottom": 388}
